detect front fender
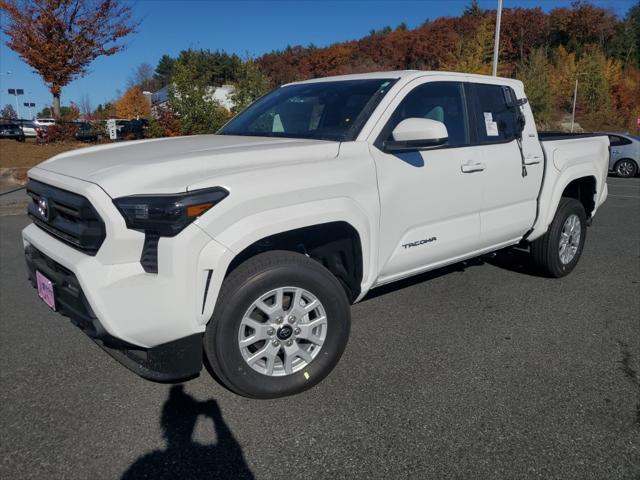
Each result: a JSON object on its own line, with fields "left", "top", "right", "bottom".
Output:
{"left": 195, "top": 197, "right": 377, "bottom": 324}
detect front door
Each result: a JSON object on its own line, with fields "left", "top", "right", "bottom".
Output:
{"left": 370, "top": 80, "right": 484, "bottom": 284}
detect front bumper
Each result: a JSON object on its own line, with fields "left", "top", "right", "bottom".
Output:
{"left": 21, "top": 169, "right": 235, "bottom": 382}
{"left": 25, "top": 245, "right": 203, "bottom": 382}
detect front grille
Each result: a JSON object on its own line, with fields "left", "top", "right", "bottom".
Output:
{"left": 27, "top": 179, "right": 106, "bottom": 255}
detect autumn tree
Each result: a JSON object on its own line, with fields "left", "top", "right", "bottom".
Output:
{"left": 450, "top": 17, "right": 494, "bottom": 74}
{"left": 147, "top": 106, "right": 182, "bottom": 138}
{"left": 549, "top": 46, "right": 578, "bottom": 111}
{"left": 0, "top": 0, "right": 137, "bottom": 119}
{"left": 1, "top": 104, "right": 18, "bottom": 119}
{"left": 116, "top": 87, "right": 151, "bottom": 119}
{"left": 93, "top": 102, "right": 116, "bottom": 120}
{"left": 576, "top": 48, "right": 613, "bottom": 117}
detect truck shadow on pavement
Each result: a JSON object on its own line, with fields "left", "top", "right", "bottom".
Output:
{"left": 121, "top": 385, "right": 254, "bottom": 480}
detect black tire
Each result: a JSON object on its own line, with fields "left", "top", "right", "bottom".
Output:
{"left": 530, "top": 198, "right": 587, "bottom": 278}
{"left": 614, "top": 159, "right": 638, "bottom": 178}
{"left": 204, "top": 250, "right": 351, "bottom": 399}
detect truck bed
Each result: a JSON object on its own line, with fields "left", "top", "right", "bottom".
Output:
{"left": 538, "top": 131, "right": 609, "bottom": 141}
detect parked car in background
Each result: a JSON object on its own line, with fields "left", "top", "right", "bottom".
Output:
{"left": 19, "top": 120, "right": 38, "bottom": 137}
{"left": 606, "top": 133, "right": 640, "bottom": 178}
{"left": 118, "top": 119, "right": 148, "bottom": 140}
{"left": 75, "top": 122, "right": 98, "bottom": 142}
{"left": 0, "top": 123, "right": 25, "bottom": 141}
{"left": 35, "top": 118, "right": 56, "bottom": 127}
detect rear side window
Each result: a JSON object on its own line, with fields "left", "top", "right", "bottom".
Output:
{"left": 468, "top": 83, "right": 520, "bottom": 144}
{"left": 380, "top": 81, "right": 469, "bottom": 148}
{"left": 609, "top": 135, "right": 631, "bottom": 146}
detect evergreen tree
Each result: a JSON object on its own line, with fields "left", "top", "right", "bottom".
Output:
{"left": 154, "top": 55, "right": 176, "bottom": 88}
{"left": 463, "top": 0, "right": 482, "bottom": 17}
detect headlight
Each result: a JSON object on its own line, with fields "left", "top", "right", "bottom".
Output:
{"left": 113, "top": 187, "right": 229, "bottom": 237}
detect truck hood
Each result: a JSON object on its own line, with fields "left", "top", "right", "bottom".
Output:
{"left": 34, "top": 135, "right": 340, "bottom": 197}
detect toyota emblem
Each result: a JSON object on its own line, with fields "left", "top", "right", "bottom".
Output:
{"left": 37, "top": 197, "right": 50, "bottom": 221}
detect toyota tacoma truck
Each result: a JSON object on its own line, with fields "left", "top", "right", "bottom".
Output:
{"left": 22, "top": 71, "right": 609, "bottom": 398}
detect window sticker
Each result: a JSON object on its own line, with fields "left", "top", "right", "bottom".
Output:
{"left": 483, "top": 112, "right": 499, "bottom": 136}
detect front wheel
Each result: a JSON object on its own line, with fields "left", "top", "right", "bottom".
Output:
{"left": 204, "top": 251, "right": 351, "bottom": 399}
{"left": 530, "top": 198, "right": 587, "bottom": 278}
{"left": 614, "top": 159, "right": 638, "bottom": 178}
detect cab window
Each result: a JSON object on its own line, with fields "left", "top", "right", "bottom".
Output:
{"left": 380, "top": 82, "right": 469, "bottom": 148}
{"left": 468, "top": 83, "right": 520, "bottom": 144}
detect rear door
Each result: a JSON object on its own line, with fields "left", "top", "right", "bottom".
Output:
{"left": 369, "top": 78, "right": 483, "bottom": 284}
{"left": 465, "top": 82, "right": 544, "bottom": 248}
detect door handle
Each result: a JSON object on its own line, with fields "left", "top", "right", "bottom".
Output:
{"left": 524, "top": 155, "right": 542, "bottom": 165}
{"left": 461, "top": 162, "right": 486, "bottom": 173}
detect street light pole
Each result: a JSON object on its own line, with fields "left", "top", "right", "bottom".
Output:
{"left": 7, "top": 88, "right": 24, "bottom": 119}
{"left": 570, "top": 73, "right": 587, "bottom": 133}
{"left": 492, "top": 0, "right": 503, "bottom": 77}
{"left": 571, "top": 77, "right": 579, "bottom": 133}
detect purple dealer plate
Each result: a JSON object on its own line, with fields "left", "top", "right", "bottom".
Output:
{"left": 36, "top": 271, "right": 56, "bottom": 310}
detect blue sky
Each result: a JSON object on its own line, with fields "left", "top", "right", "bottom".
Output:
{"left": 0, "top": 0, "right": 636, "bottom": 117}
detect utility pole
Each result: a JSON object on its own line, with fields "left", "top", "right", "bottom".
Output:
{"left": 570, "top": 78, "right": 579, "bottom": 133}
{"left": 570, "top": 73, "right": 587, "bottom": 133}
{"left": 492, "top": 0, "right": 503, "bottom": 76}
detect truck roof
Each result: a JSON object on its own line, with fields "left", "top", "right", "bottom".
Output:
{"left": 287, "top": 70, "right": 523, "bottom": 89}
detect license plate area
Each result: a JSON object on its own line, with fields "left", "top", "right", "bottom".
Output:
{"left": 36, "top": 270, "right": 56, "bottom": 310}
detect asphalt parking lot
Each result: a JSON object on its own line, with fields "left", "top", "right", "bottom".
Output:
{"left": 1, "top": 177, "right": 638, "bottom": 480}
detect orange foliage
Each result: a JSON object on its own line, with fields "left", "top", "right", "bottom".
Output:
{"left": 0, "top": 0, "right": 137, "bottom": 117}
{"left": 116, "top": 87, "right": 151, "bottom": 119}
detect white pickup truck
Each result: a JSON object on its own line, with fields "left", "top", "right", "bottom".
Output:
{"left": 23, "top": 71, "right": 609, "bottom": 398}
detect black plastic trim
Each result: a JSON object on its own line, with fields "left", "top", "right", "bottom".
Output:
{"left": 98, "top": 333, "right": 203, "bottom": 383}
{"left": 26, "top": 179, "right": 105, "bottom": 255}
{"left": 24, "top": 245, "right": 203, "bottom": 382}
{"left": 201, "top": 269, "right": 213, "bottom": 314}
{"left": 382, "top": 137, "right": 448, "bottom": 152}
{"left": 140, "top": 233, "right": 160, "bottom": 273}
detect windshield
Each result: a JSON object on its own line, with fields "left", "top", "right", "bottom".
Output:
{"left": 220, "top": 79, "right": 396, "bottom": 141}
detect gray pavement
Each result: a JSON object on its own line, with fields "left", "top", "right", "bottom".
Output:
{"left": 0, "top": 186, "right": 28, "bottom": 216}
{"left": 1, "top": 177, "right": 639, "bottom": 479}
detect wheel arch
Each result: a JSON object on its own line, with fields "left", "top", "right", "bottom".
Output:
{"left": 560, "top": 176, "right": 597, "bottom": 220}
{"left": 527, "top": 165, "right": 603, "bottom": 242}
{"left": 196, "top": 199, "right": 376, "bottom": 325}
{"left": 225, "top": 221, "right": 364, "bottom": 303}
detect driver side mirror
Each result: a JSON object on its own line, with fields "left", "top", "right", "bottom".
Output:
{"left": 383, "top": 118, "right": 448, "bottom": 153}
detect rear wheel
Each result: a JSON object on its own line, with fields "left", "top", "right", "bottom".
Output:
{"left": 204, "top": 250, "right": 351, "bottom": 399}
{"left": 614, "top": 159, "right": 638, "bottom": 178}
{"left": 530, "top": 198, "right": 587, "bottom": 278}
